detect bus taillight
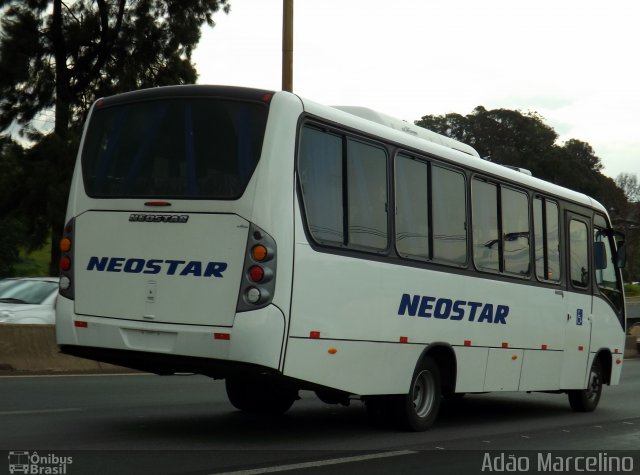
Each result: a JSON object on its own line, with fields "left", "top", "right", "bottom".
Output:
{"left": 251, "top": 244, "right": 268, "bottom": 262}
{"left": 59, "top": 218, "right": 75, "bottom": 300}
{"left": 248, "top": 266, "right": 265, "bottom": 282}
{"left": 236, "top": 223, "right": 277, "bottom": 312}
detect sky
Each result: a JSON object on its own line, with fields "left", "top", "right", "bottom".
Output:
{"left": 192, "top": 0, "right": 640, "bottom": 180}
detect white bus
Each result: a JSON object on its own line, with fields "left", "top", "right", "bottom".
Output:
{"left": 56, "top": 85, "right": 627, "bottom": 431}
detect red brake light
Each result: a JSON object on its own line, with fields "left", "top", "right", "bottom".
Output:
{"left": 60, "top": 256, "right": 71, "bottom": 271}
{"left": 248, "top": 266, "right": 264, "bottom": 282}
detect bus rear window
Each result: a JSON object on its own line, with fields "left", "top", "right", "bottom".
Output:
{"left": 81, "top": 98, "right": 268, "bottom": 199}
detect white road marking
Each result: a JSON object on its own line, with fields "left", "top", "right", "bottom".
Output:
{"left": 211, "top": 450, "right": 417, "bottom": 475}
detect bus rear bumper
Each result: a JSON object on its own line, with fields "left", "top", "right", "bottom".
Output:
{"left": 55, "top": 296, "right": 286, "bottom": 376}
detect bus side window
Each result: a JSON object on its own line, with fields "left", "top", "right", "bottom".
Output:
{"left": 395, "top": 155, "right": 429, "bottom": 260}
{"left": 298, "top": 125, "right": 388, "bottom": 252}
{"left": 472, "top": 179, "right": 500, "bottom": 272}
{"left": 534, "top": 197, "right": 561, "bottom": 282}
{"left": 346, "top": 139, "right": 388, "bottom": 251}
{"left": 298, "top": 126, "right": 344, "bottom": 245}
{"left": 502, "top": 187, "right": 530, "bottom": 276}
{"left": 432, "top": 165, "right": 467, "bottom": 266}
{"left": 569, "top": 219, "right": 590, "bottom": 288}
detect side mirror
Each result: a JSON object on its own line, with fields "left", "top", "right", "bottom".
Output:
{"left": 594, "top": 241, "right": 607, "bottom": 270}
{"left": 612, "top": 230, "right": 627, "bottom": 269}
{"left": 616, "top": 239, "right": 627, "bottom": 269}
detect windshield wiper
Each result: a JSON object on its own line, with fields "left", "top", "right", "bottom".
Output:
{"left": 0, "top": 298, "right": 28, "bottom": 304}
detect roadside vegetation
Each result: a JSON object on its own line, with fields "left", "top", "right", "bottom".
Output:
{"left": 625, "top": 283, "right": 640, "bottom": 297}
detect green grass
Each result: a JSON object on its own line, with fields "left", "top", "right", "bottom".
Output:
{"left": 625, "top": 283, "right": 640, "bottom": 297}
{"left": 13, "top": 242, "right": 52, "bottom": 276}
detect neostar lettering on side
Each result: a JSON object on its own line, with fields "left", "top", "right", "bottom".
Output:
{"left": 398, "top": 293, "right": 509, "bottom": 324}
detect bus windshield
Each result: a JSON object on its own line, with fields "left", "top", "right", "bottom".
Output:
{"left": 81, "top": 97, "right": 269, "bottom": 199}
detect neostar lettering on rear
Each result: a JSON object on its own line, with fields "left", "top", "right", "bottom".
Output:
{"left": 398, "top": 293, "right": 509, "bottom": 324}
{"left": 87, "top": 257, "right": 227, "bottom": 277}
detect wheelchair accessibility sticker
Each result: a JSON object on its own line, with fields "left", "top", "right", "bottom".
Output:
{"left": 576, "top": 309, "right": 583, "bottom": 326}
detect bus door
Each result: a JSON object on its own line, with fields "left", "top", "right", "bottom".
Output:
{"left": 560, "top": 213, "right": 593, "bottom": 389}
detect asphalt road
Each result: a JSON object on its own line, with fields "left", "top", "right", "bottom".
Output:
{"left": 1, "top": 358, "right": 639, "bottom": 474}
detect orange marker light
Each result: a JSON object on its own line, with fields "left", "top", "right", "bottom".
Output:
{"left": 511, "top": 355, "right": 518, "bottom": 361}
{"left": 251, "top": 245, "right": 268, "bottom": 262}
{"left": 328, "top": 348, "right": 337, "bottom": 355}
{"left": 60, "top": 238, "right": 71, "bottom": 252}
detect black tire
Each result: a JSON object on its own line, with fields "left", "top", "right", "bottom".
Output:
{"left": 226, "top": 377, "right": 297, "bottom": 414}
{"left": 568, "top": 359, "right": 603, "bottom": 412}
{"left": 393, "top": 357, "right": 442, "bottom": 431}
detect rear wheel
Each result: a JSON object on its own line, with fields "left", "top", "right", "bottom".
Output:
{"left": 400, "top": 357, "right": 442, "bottom": 430}
{"left": 367, "top": 357, "right": 442, "bottom": 431}
{"left": 568, "top": 359, "right": 603, "bottom": 412}
{"left": 225, "top": 377, "right": 297, "bottom": 414}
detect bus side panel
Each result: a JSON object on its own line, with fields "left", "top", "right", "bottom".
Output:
{"left": 453, "top": 346, "right": 488, "bottom": 393}
{"left": 518, "top": 350, "right": 563, "bottom": 391}
{"left": 288, "top": 242, "right": 569, "bottom": 395}
{"left": 283, "top": 338, "right": 421, "bottom": 395}
{"left": 484, "top": 348, "right": 524, "bottom": 391}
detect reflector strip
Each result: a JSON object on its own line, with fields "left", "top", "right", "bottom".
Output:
{"left": 144, "top": 201, "right": 171, "bottom": 207}
{"left": 501, "top": 342, "right": 509, "bottom": 348}
{"left": 464, "top": 340, "right": 471, "bottom": 347}
{"left": 541, "top": 344, "right": 548, "bottom": 350}
{"left": 310, "top": 331, "right": 320, "bottom": 339}
{"left": 399, "top": 336, "right": 408, "bottom": 343}
{"left": 214, "top": 333, "right": 230, "bottom": 340}
{"left": 74, "top": 321, "right": 88, "bottom": 328}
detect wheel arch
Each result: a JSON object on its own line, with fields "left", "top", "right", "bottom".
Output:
{"left": 418, "top": 342, "right": 458, "bottom": 395}
{"left": 593, "top": 348, "right": 613, "bottom": 385}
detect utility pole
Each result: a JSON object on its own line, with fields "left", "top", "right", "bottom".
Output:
{"left": 282, "top": 0, "right": 293, "bottom": 92}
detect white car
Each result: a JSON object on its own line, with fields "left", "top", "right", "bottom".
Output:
{"left": 0, "top": 277, "right": 59, "bottom": 324}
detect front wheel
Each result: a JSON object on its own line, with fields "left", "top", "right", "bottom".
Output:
{"left": 568, "top": 359, "right": 603, "bottom": 412}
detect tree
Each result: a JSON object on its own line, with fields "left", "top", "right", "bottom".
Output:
{"left": 0, "top": 0, "right": 230, "bottom": 274}
{"left": 416, "top": 106, "right": 559, "bottom": 180}
{"left": 615, "top": 173, "right": 640, "bottom": 203}
{"left": 415, "top": 107, "right": 609, "bottom": 196}
{"left": 0, "top": 136, "right": 26, "bottom": 277}
{"left": 554, "top": 139, "right": 604, "bottom": 199}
